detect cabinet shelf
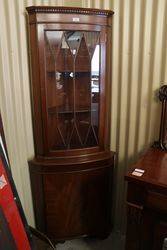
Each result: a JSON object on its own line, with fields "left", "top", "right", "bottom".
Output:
{"left": 48, "top": 107, "right": 98, "bottom": 115}
{"left": 47, "top": 71, "right": 91, "bottom": 76}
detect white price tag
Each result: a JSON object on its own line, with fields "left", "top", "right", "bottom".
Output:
{"left": 132, "top": 168, "right": 145, "bottom": 177}
{"left": 72, "top": 17, "right": 80, "bottom": 22}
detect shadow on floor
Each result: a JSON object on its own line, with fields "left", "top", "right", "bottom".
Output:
{"left": 56, "top": 232, "right": 125, "bottom": 250}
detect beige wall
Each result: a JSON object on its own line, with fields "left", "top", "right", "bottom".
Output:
{"left": 0, "top": 0, "right": 166, "bottom": 234}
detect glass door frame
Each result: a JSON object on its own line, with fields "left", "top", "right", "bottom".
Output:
{"left": 37, "top": 23, "right": 107, "bottom": 157}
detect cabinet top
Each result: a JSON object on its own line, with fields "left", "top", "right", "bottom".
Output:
{"left": 26, "top": 6, "right": 114, "bottom": 17}
{"left": 125, "top": 148, "right": 167, "bottom": 191}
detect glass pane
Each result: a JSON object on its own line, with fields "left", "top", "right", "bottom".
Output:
{"left": 91, "top": 42, "right": 100, "bottom": 142}
{"left": 45, "top": 30, "right": 100, "bottom": 150}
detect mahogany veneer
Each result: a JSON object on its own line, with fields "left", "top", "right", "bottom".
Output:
{"left": 125, "top": 148, "right": 167, "bottom": 250}
{"left": 26, "top": 6, "right": 115, "bottom": 241}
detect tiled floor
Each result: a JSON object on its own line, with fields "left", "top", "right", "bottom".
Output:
{"left": 56, "top": 233, "right": 125, "bottom": 250}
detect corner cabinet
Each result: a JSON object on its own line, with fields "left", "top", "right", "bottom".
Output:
{"left": 26, "top": 6, "right": 115, "bottom": 241}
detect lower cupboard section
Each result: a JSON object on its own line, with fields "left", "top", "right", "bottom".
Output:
{"left": 29, "top": 159, "right": 114, "bottom": 241}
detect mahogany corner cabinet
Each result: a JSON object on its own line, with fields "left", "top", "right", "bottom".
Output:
{"left": 26, "top": 6, "right": 115, "bottom": 241}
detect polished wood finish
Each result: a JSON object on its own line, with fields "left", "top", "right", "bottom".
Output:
{"left": 30, "top": 152, "right": 115, "bottom": 240}
{"left": 27, "top": 6, "right": 115, "bottom": 241}
{"left": 26, "top": 6, "right": 114, "bottom": 15}
{"left": 125, "top": 148, "right": 167, "bottom": 250}
{"left": 27, "top": 6, "right": 113, "bottom": 157}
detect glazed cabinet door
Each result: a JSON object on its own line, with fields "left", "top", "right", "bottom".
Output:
{"left": 37, "top": 24, "right": 107, "bottom": 156}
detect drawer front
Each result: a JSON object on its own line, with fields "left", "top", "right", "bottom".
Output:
{"left": 146, "top": 191, "right": 167, "bottom": 213}
{"left": 127, "top": 182, "right": 146, "bottom": 206}
{"left": 126, "top": 182, "right": 167, "bottom": 250}
{"left": 127, "top": 183, "right": 167, "bottom": 213}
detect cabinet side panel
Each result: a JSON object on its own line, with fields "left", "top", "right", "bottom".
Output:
{"left": 29, "top": 162, "right": 46, "bottom": 232}
{"left": 28, "top": 22, "right": 44, "bottom": 155}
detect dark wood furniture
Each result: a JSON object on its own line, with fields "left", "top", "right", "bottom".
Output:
{"left": 125, "top": 148, "right": 167, "bottom": 250}
{"left": 26, "top": 6, "right": 115, "bottom": 241}
{"left": 125, "top": 85, "right": 167, "bottom": 250}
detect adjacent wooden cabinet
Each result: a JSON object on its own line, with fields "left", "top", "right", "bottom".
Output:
{"left": 26, "top": 6, "right": 115, "bottom": 241}
{"left": 125, "top": 85, "right": 167, "bottom": 250}
{"left": 125, "top": 148, "right": 167, "bottom": 250}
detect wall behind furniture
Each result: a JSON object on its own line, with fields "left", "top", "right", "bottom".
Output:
{"left": 0, "top": 0, "right": 166, "bottom": 234}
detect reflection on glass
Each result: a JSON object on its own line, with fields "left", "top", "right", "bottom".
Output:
{"left": 45, "top": 30, "right": 100, "bottom": 150}
{"left": 91, "top": 44, "right": 99, "bottom": 135}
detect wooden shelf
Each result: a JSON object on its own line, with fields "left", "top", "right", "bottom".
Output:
{"left": 48, "top": 107, "right": 98, "bottom": 115}
{"left": 47, "top": 71, "right": 91, "bottom": 75}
